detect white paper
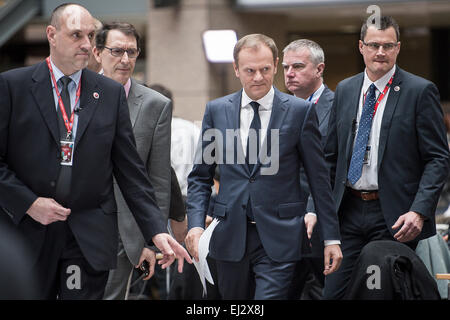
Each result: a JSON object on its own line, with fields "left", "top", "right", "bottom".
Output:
{"left": 192, "top": 218, "right": 220, "bottom": 297}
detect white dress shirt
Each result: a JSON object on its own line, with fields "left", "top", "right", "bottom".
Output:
{"left": 349, "top": 65, "right": 396, "bottom": 190}
{"left": 240, "top": 86, "right": 274, "bottom": 156}
{"left": 171, "top": 117, "right": 201, "bottom": 197}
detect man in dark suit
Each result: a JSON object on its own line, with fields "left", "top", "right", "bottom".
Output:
{"left": 93, "top": 22, "right": 172, "bottom": 300}
{"left": 0, "top": 3, "right": 190, "bottom": 299}
{"left": 185, "top": 33, "right": 342, "bottom": 299}
{"left": 282, "top": 39, "right": 335, "bottom": 299}
{"left": 323, "top": 16, "right": 450, "bottom": 299}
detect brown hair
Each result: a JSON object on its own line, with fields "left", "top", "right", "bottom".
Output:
{"left": 233, "top": 34, "right": 278, "bottom": 67}
{"left": 360, "top": 16, "right": 400, "bottom": 42}
{"left": 95, "top": 22, "right": 141, "bottom": 51}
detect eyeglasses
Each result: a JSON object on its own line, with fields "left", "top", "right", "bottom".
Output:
{"left": 104, "top": 46, "right": 140, "bottom": 58}
{"left": 362, "top": 41, "right": 398, "bottom": 52}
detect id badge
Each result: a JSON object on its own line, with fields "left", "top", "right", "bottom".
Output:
{"left": 60, "top": 140, "right": 74, "bottom": 166}
{"left": 363, "top": 145, "right": 371, "bottom": 165}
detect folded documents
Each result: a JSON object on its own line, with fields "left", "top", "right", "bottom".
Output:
{"left": 192, "top": 218, "right": 220, "bottom": 297}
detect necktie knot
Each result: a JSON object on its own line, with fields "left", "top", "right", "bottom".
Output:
{"left": 60, "top": 76, "right": 71, "bottom": 90}
{"left": 250, "top": 101, "right": 260, "bottom": 114}
{"left": 368, "top": 83, "right": 376, "bottom": 96}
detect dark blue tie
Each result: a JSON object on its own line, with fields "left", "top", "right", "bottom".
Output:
{"left": 55, "top": 76, "right": 73, "bottom": 205}
{"left": 245, "top": 101, "right": 260, "bottom": 222}
{"left": 347, "top": 83, "right": 377, "bottom": 185}
{"left": 246, "top": 101, "right": 261, "bottom": 173}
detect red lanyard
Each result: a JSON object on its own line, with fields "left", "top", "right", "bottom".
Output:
{"left": 46, "top": 57, "right": 81, "bottom": 139}
{"left": 363, "top": 73, "right": 394, "bottom": 116}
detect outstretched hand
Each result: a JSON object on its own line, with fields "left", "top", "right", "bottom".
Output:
{"left": 152, "top": 233, "right": 192, "bottom": 273}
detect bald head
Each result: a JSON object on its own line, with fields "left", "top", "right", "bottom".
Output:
{"left": 46, "top": 3, "right": 95, "bottom": 75}
{"left": 50, "top": 3, "right": 92, "bottom": 30}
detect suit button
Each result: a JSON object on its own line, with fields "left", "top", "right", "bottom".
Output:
{"left": 50, "top": 181, "right": 56, "bottom": 187}
{"left": 249, "top": 177, "right": 256, "bottom": 183}
{"left": 242, "top": 204, "right": 247, "bottom": 210}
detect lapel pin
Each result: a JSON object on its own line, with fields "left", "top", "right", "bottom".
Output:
{"left": 394, "top": 86, "right": 400, "bottom": 92}
{"left": 93, "top": 92, "right": 99, "bottom": 99}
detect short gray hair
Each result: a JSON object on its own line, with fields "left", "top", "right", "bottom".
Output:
{"left": 282, "top": 39, "right": 324, "bottom": 65}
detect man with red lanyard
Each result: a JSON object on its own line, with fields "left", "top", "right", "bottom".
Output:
{"left": 323, "top": 16, "right": 449, "bottom": 299}
{"left": 0, "top": 3, "right": 190, "bottom": 299}
{"left": 282, "top": 39, "right": 336, "bottom": 299}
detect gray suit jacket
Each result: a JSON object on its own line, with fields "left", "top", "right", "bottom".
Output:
{"left": 302, "top": 85, "right": 334, "bottom": 214}
{"left": 114, "top": 80, "right": 172, "bottom": 265}
{"left": 299, "top": 85, "right": 334, "bottom": 256}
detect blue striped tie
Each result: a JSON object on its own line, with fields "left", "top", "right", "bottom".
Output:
{"left": 347, "top": 83, "right": 377, "bottom": 185}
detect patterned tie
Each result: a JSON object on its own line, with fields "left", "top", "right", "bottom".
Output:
{"left": 55, "top": 76, "right": 73, "bottom": 205}
{"left": 347, "top": 83, "right": 377, "bottom": 185}
{"left": 246, "top": 101, "right": 261, "bottom": 173}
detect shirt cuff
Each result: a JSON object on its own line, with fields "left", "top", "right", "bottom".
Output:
{"left": 306, "top": 212, "right": 316, "bottom": 216}
{"left": 324, "top": 240, "right": 341, "bottom": 246}
{"left": 190, "top": 226, "right": 205, "bottom": 232}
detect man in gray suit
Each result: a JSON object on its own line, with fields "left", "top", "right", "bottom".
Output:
{"left": 282, "top": 39, "right": 335, "bottom": 299}
{"left": 93, "top": 22, "right": 172, "bottom": 299}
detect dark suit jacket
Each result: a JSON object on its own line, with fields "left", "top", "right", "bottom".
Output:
{"left": 0, "top": 61, "right": 166, "bottom": 271}
{"left": 299, "top": 85, "right": 334, "bottom": 256}
{"left": 170, "top": 166, "right": 186, "bottom": 222}
{"left": 325, "top": 66, "right": 450, "bottom": 241}
{"left": 187, "top": 87, "right": 340, "bottom": 263}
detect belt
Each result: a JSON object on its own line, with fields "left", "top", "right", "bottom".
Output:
{"left": 348, "top": 188, "right": 379, "bottom": 201}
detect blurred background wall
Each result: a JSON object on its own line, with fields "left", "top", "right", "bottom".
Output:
{"left": 1, "top": 0, "right": 449, "bottom": 122}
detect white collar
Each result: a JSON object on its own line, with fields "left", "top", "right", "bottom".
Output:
{"left": 306, "top": 83, "right": 325, "bottom": 103}
{"left": 241, "top": 86, "right": 274, "bottom": 111}
{"left": 363, "top": 65, "right": 396, "bottom": 93}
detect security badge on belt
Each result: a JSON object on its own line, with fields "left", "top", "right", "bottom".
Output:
{"left": 60, "top": 133, "right": 74, "bottom": 166}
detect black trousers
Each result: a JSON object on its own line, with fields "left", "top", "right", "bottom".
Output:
{"left": 323, "top": 192, "right": 417, "bottom": 300}
{"left": 287, "top": 257, "right": 324, "bottom": 300}
{"left": 33, "top": 221, "right": 109, "bottom": 299}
